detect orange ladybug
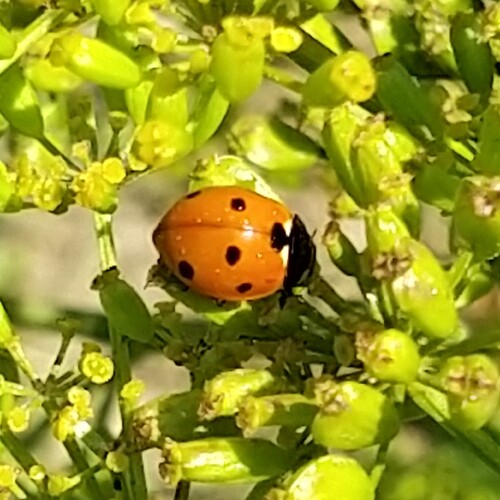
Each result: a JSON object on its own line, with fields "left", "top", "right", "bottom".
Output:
{"left": 153, "top": 186, "right": 316, "bottom": 301}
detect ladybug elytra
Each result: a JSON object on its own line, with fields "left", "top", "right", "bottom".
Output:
{"left": 153, "top": 186, "right": 316, "bottom": 301}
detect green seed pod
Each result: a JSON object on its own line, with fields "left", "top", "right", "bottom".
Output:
{"left": 322, "top": 221, "right": 361, "bottom": 277}
{"left": 452, "top": 176, "right": 500, "bottom": 261}
{"left": 94, "top": 268, "right": 155, "bottom": 344}
{"left": 366, "top": 207, "right": 458, "bottom": 339}
{"left": 356, "top": 329, "right": 421, "bottom": 384}
{"left": 351, "top": 118, "right": 405, "bottom": 204}
{"left": 450, "top": 13, "right": 493, "bottom": 102}
{"left": 311, "top": 379, "right": 400, "bottom": 450}
{"left": 439, "top": 355, "right": 500, "bottom": 430}
{"left": 192, "top": 79, "right": 229, "bottom": 147}
{"left": 322, "top": 103, "right": 371, "bottom": 204}
{"left": 199, "top": 369, "right": 281, "bottom": 421}
{"left": 0, "top": 23, "right": 16, "bottom": 59}
{"left": 0, "top": 64, "right": 44, "bottom": 139}
{"left": 236, "top": 394, "right": 318, "bottom": 434}
{"left": 50, "top": 32, "right": 141, "bottom": 89}
{"left": 375, "top": 56, "right": 444, "bottom": 142}
{"left": 133, "top": 119, "right": 193, "bottom": 169}
{"left": 91, "top": 0, "right": 131, "bottom": 26}
{"left": 473, "top": 107, "right": 500, "bottom": 176}
{"left": 160, "top": 437, "right": 292, "bottom": 485}
{"left": 210, "top": 33, "right": 265, "bottom": 103}
{"left": 229, "top": 115, "right": 320, "bottom": 171}
{"left": 146, "top": 68, "right": 188, "bottom": 128}
{"left": 25, "top": 58, "right": 83, "bottom": 94}
{"left": 302, "top": 51, "right": 376, "bottom": 107}
{"left": 267, "top": 455, "right": 374, "bottom": 500}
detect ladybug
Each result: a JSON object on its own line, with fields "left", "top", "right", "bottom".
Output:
{"left": 153, "top": 185, "right": 316, "bottom": 301}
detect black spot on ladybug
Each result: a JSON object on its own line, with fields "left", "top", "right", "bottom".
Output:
{"left": 236, "top": 282, "right": 253, "bottom": 294}
{"left": 271, "top": 222, "right": 288, "bottom": 251}
{"left": 225, "top": 246, "right": 241, "bottom": 266}
{"left": 186, "top": 190, "right": 201, "bottom": 199}
{"left": 178, "top": 260, "right": 194, "bottom": 280}
{"left": 231, "top": 198, "right": 246, "bottom": 211}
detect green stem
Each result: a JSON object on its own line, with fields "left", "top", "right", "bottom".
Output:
{"left": 93, "top": 214, "right": 118, "bottom": 271}
{"left": 0, "top": 10, "right": 67, "bottom": 75}
{"left": 0, "top": 428, "right": 45, "bottom": 497}
{"left": 370, "top": 441, "right": 390, "bottom": 491}
{"left": 92, "top": 214, "right": 147, "bottom": 499}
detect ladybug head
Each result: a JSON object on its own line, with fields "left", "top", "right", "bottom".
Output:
{"left": 284, "top": 215, "right": 316, "bottom": 292}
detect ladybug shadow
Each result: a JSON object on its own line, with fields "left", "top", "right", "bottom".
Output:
{"left": 147, "top": 263, "right": 245, "bottom": 314}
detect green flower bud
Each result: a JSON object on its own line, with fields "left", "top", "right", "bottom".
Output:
{"left": 146, "top": 68, "right": 188, "bottom": 127}
{"left": 80, "top": 352, "right": 114, "bottom": 384}
{"left": 270, "top": 27, "right": 303, "bottom": 53}
{"left": 356, "top": 329, "right": 421, "bottom": 384}
{"left": 267, "top": 455, "right": 374, "bottom": 500}
{"left": 0, "top": 23, "right": 16, "bottom": 59}
{"left": 94, "top": 268, "right": 155, "bottom": 344}
{"left": 311, "top": 379, "right": 400, "bottom": 449}
{"left": 106, "top": 450, "right": 129, "bottom": 473}
{"left": 303, "top": 51, "right": 376, "bottom": 107}
{"left": 91, "top": 0, "right": 131, "bottom": 26}
{"left": 210, "top": 33, "right": 265, "bottom": 103}
{"left": 6, "top": 406, "right": 30, "bottom": 433}
{"left": 72, "top": 170, "right": 117, "bottom": 214}
{"left": 367, "top": 207, "right": 458, "bottom": 339}
{"left": 222, "top": 16, "right": 274, "bottom": 45}
{"left": 47, "top": 474, "right": 81, "bottom": 497}
{"left": 229, "top": 115, "right": 320, "bottom": 171}
{"left": 32, "top": 177, "right": 65, "bottom": 212}
{"left": 133, "top": 119, "right": 193, "bottom": 168}
{"left": 121, "top": 379, "right": 145, "bottom": 407}
{"left": 199, "top": 369, "right": 281, "bottom": 421}
{"left": 50, "top": 32, "right": 141, "bottom": 89}
{"left": 322, "top": 221, "right": 361, "bottom": 277}
{"left": 0, "top": 64, "right": 44, "bottom": 139}
{"left": 0, "top": 465, "right": 17, "bottom": 490}
{"left": 29, "top": 465, "right": 46, "bottom": 483}
{"left": 52, "top": 406, "right": 80, "bottom": 441}
{"left": 160, "top": 437, "right": 292, "bottom": 485}
{"left": 25, "top": 58, "right": 83, "bottom": 93}
{"left": 236, "top": 394, "right": 318, "bottom": 434}
{"left": 440, "top": 355, "right": 500, "bottom": 430}
{"left": 452, "top": 176, "right": 500, "bottom": 261}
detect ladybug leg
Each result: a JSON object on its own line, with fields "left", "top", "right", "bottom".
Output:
{"left": 214, "top": 298, "right": 227, "bottom": 307}
{"left": 278, "top": 290, "right": 289, "bottom": 309}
